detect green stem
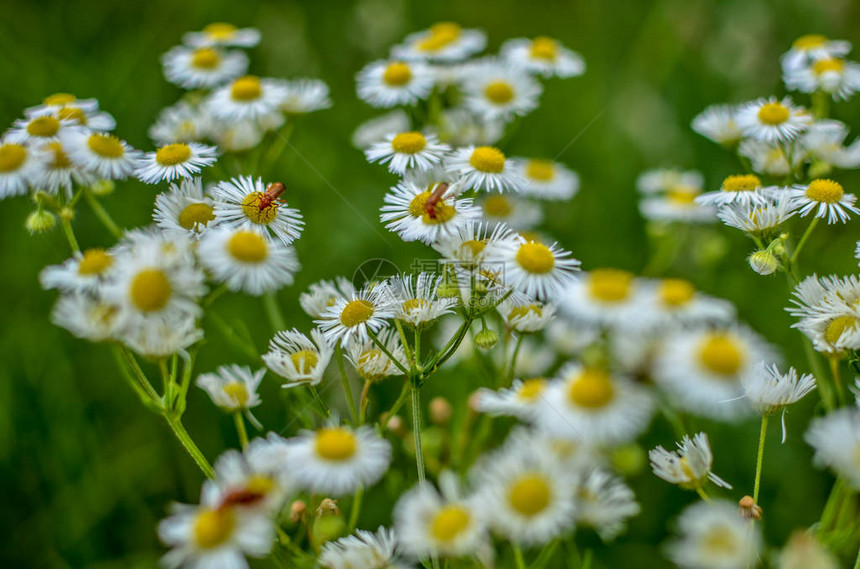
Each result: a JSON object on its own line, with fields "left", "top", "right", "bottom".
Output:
{"left": 234, "top": 412, "right": 249, "bottom": 450}
{"left": 532, "top": 539, "right": 560, "bottom": 569}
{"left": 512, "top": 543, "right": 526, "bottom": 569}
{"left": 426, "top": 317, "right": 473, "bottom": 371}
{"left": 790, "top": 217, "right": 819, "bottom": 265}
{"left": 581, "top": 548, "right": 593, "bottom": 569}
{"left": 696, "top": 486, "right": 712, "bottom": 503}
{"left": 164, "top": 414, "right": 215, "bottom": 478}
{"left": 83, "top": 187, "right": 123, "bottom": 238}
{"left": 359, "top": 380, "right": 372, "bottom": 425}
{"left": 263, "top": 291, "right": 286, "bottom": 331}
{"left": 411, "top": 381, "right": 427, "bottom": 484}
{"left": 753, "top": 414, "right": 769, "bottom": 505}
{"left": 307, "top": 384, "right": 331, "bottom": 418}
{"left": 394, "top": 320, "right": 413, "bottom": 363}
{"left": 829, "top": 356, "right": 846, "bottom": 406}
{"left": 59, "top": 214, "right": 80, "bottom": 254}
{"left": 336, "top": 344, "right": 358, "bottom": 424}
{"left": 507, "top": 334, "right": 524, "bottom": 382}
{"left": 380, "top": 381, "right": 411, "bottom": 432}
{"left": 368, "top": 328, "right": 410, "bottom": 375}
{"left": 346, "top": 485, "right": 364, "bottom": 533}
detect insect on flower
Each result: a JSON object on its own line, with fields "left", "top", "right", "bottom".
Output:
{"left": 423, "top": 182, "right": 449, "bottom": 220}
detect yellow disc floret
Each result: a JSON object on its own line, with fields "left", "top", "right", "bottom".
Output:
{"left": 391, "top": 131, "right": 427, "bottom": 154}
{"left": 588, "top": 269, "right": 633, "bottom": 302}
{"left": 698, "top": 333, "right": 744, "bottom": 377}
{"left": 57, "top": 107, "right": 87, "bottom": 125}
{"left": 240, "top": 192, "right": 280, "bottom": 224}
{"left": 194, "top": 508, "right": 235, "bottom": 549}
{"left": 228, "top": 231, "right": 268, "bottom": 263}
{"left": 484, "top": 81, "right": 515, "bottom": 104}
{"left": 0, "top": 144, "right": 28, "bottom": 172}
{"left": 315, "top": 427, "right": 357, "bottom": 461}
{"left": 417, "top": 22, "right": 461, "bottom": 52}
{"left": 383, "top": 62, "right": 412, "bottom": 86}
{"left": 469, "top": 146, "right": 506, "bottom": 173}
{"left": 813, "top": 58, "right": 845, "bottom": 75}
{"left": 408, "top": 191, "right": 456, "bottom": 224}
{"left": 659, "top": 278, "right": 695, "bottom": 307}
{"left": 204, "top": 22, "right": 238, "bottom": 40}
{"left": 568, "top": 368, "right": 615, "bottom": 408}
{"left": 721, "top": 174, "right": 761, "bottom": 193}
{"left": 806, "top": 179, "right": 844, "bottom": 203}
{"left": 290, "top": 349, "right": 319, "bottom": 374}
{"left": 78, "top": 248, "right": 113, "bottom": 276}
{"left": 178, "top": 203, "right": 216, "bottom": 230}
{"left": 793, "top": 34, "right": 827, "bottom": 50}
{"left": 87, "top": 134, "right": 124, "bottom": 158}
{"left": 508, "top": 474, "right": 551, "bottom": 517}
{"left": 340, "top": 299, "right": 374, "bottom": 327}
{"left": 156, "top": 143, "right": 192, "bottom": 166}
{"left": 526, "top": 159, "right": 555, "bottom": 181}
{"left": 516, "top": 242, "right": 555, "bottom": 274}
{"left": 430, "top": 505, "right": 471, "bottom": 542}
{"left": 757, "top": 102, "right": 790, "bottom": 126}
{"left": 517, "top": 378, "right": 546, "bottom": 401}
{"left": 130, "top": 268, "right": 172, "bottom": 312}
{"left": 26, "top": 116, "right": 61, "bottom": 137}
{"left": 44, "top": 93, "right": 77, "bottom": 106}
{"left": 483, "top": 195, "right": 512, "bottom": 217}
{"left": 825, "top": 315, "right": 860, "bottom": 346}
{"left": 45, "top": 141, "right": 72, "bottom": 169}
{"left": 231, "top": 75, "right": 262, "bottom": 101}
{"left": 223, "top": 381, "right": 249, "bottom": 407}
{"left": 191, "top": 47, "right": 220, "bottom": 69}
{"left": 509, "top": 304, "right": 542, "bottom": 320}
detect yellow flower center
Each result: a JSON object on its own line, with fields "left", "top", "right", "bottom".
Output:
{"left": 530, "top": 36, "right": 558, "bottom": 60}
{"left": 516, "top": 378, "right": 546, "bottom": 401}
{"left": 516, "top": 242, "right": 555, "bottom": 274}
{"left": 825, "top": 315, "right": 860, "bottom": 345}
{"left": 290, "top": 349, "right": 319, "bottom": 374}
{"left": 382, "top": 62, "right": 412, "bottom": 86}
{"left": 757, "top": 102, "right": 790, "bottom": 126}
{"left": 194, "top": 508, "right": 235, "bottom": 549}
{"left": 659, "top": 278, "right": 695, "bottom": 307}
{"left": 484, "top": 81, "right": 515, "bottom": 104}
{"left": 240, "top": 192, "right": 280, "bottom": 224}
{"left": 191, "top": 47, "right": 220, "bottom": 69}
{"left": 129, "top": 269, "right": 172, "bottom": 312}
{"left": 408, "top": 191, "right": 457, "bottom": 224}
{"left": 156, "top": 143, "right": 193, "bottom": 166}
{"left": 87, "top": 134, "right": 124, "bottom": 158}
{"left": 204, "top": 22, "right": 238, "bottom": 40}
{"left": 340, "top": 299, "right": 374, "bottom": 327}
{"left": 588, "top": 269, "right": 633, "bottom": 302}
{"left": 483, "top": 195, "right": 512, "bottom": 217}
{"left": 460, "top": 239, "right": 487, "bottom": 258}
{"left": 722, "top": 174, "right": 761, "bottom": 193}
{"left": 806, "top": 179, "right": 844, "bottom": 203}
{"left": 231, "top": 76, "right": 262, "bottom": 101}
{"left": 568, "top": 368, "right": 615, "bottom": 408}
{"left": 27, "top": 116, "right": 60, "bottom": 137}
{"left": 0, "top": 144, "right": 27, "bottom": 173}
{"left": 508, "top": 474, "right": 551, "bottom": 517}
{"left": 793, "top": 34, "right": 827, "bottom": 50}
{"left": 78, "top": 248, "right": 113, "bottom": 276}
{"left": 178, "top": 203, "right": 216, "bottom": 230}
{"left": 698, "top": 334, "right": 744, "bottom": 377}
{"left": 45, "top": 142, "right": 72, "bottom": 169}
{"left": 509, "top": 304, "right": 542, "bottom": 320}
{"left": 315, "top": 427, "right": 357, "bottom": 461}
{"left": 526, "top": 159, "right": 555, "bottom": 181}
{"left": 417, "top": 22, "right": 461, "bottom": 52}
{"left": 813, "top": 57, "right": 845, "bottom": 75}
{"left": 44, "top": 92, "right": 76, "bottom": 106}
{"left": 391, "top": 131, "right": 427, "bottom": 154}
{"left": 666, "top": 186, "right": 698, "bottom": 205}
{"left": 403, "top": 298, "right": 428, "bottom": 313}
{"left": 57, "top": 107, "right": 87, "bottom": 125}
{"left": 430, "top": 505, "right": 471, "bottom": 542}
{"left": 469, "top": 146, "right": 506, "bottom": 173}
{"left": 223, "top": 381, "right": 249, "bottom": 407}
{"left": 702, "top": 526, "right": 740, "bottom": 556}
{"left": 228, "top": 231, "right": 268, "bottom": 263}
{"left": 245, "top": 474, "right": 276, "bottom": 496}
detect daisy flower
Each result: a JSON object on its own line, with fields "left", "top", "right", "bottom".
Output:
{"left": 26, "top": 92, "right": 99, "bottom": 114}
{"left": 346, "top": 328, "right": 408, "bottom": 382}
{"left": 666, "top": 500, "right": 761, "bottom": 569}
{"left": 785, "top": 57, "right": 860, "bottom": 100}
{"left": 206, "top": 75, "right": 288, "bottom": 122}
{"left": 735, "top": 96, "right": 812, "bottom": 143}
{"left": 692, "top": 104, "right": 742, "bottom": 146}
{"left": 394, "top": 472, "right": 488, "bottom": 559}
{"left": 26, "top": 98, "right": 116, "bottom": 132}
{"left": 365, "top": 131, "right": 450, "bottom": 174}
{"left": 158, "top": 481, "right": 273, "bottom": 569}
{"left": 435, "top": 107, "right": 505, "bottom": 147}
{"left": 356, "top": 60, "right": 435, "bottom": 108}
{"left": 498, "top": 298, "right": 556, "bottom": 332}
{"left": 432, "top": 220, "right": 517, "bottom": 269}
{"left": 183, "top": 23, "right": 261, "bottom": 48}
{"left": 198, "top": 227, "right": 300, "bottom": 296}
{"left": 545, "top": 319, "right": 600, "bottom": 356}
{"left": 5, "top": 112, "right": 74, "bottom": 145}
{"left": 781, "top": 34, "right": 852, "bottom": 72}
{"left": 695, "top": 174, "right": 774, "bottom": 208}
{"left": 196, "top": 365, "right": 264, "bottom": 412}
{"left": 637, "top": 169, "right": 704, "bottom": 194}
{"left": 352, "top": 110, "right": 411, "bottom": 149}
{"left": 149, "top": 101, "right": 211, "bottom": 145}
{"left": 299, "top": 277, "right": 356, "bottom": 319}
{"left": 479, "top": 194, "right": 543, "bottom": 230}
{"left": 212, "top": 176, "right": 304, "bottom": 246}
{"left": 119, "top": 311, "right": 204, "bottom": 358}
{"left": 640, "top": 192, "right": 716, "bottom": 224}
{"left": 777, "top": 531, "right": 840, "bottom": 569}
{"left": 153, "top": 177, "right": 218, "bottom": 237}
{"left": 485, "top": 235, "right": 580, "bottom": 300}
{"left": 162, "top": 45, "right": 249, "bottom": 89}
{"left": 559, "top": 269, "right": 645, "bottom": 327}
{"left": 716, "top": 197, "right": 798, "bottom": 238}
{"left": 653, "top": 325, "right": 777, "bottom": 422}
{"left": 473, "top": 377, "right": 550, "bottom": 420}
{"left": 392, "top": 22, "right": 486, "bottom": 63}
{"left": 801, "top": 119, "right": 860, "bottom": 169}
{"left": 263, "top": 328, "right": 333, "bottom": 388}
{"left": 380, "top": 179, "right": 480, "bottom": 244}
{"left": 50, "top": 293, "right": 121, "bottom": 342}
{"left": 33, "top": 140, "right": 93, "bottom": 196}
{"left": 136, "top": 141, "right": 217, "bottom": 184}
{"left": 40, "top": 247, "right": 115, "bottom": 293}
{"left": 535, "top": 363, "right": 654, "bottom": 446}
{"left": 789, "top": 178, "right": 858, "bottom": 223}
{"left": 212, "top": 438, "right": 295, "bottom": 514}
{"left": 738, "top": 139, "right": 800, "bottom": 177}
{"left": 641, "top": 278, "right": 735, "bottom": 327}
{"left": 284, "top": 424, "right": 392, "bottom": 495}
{"left": 742, "top": 363, "right": 816, "bottom": 418}
{"left": 649, "top": 432, "right": 731, "bottom": 491}
{"left": 0, "top": 140, "right": 39, "bottom": 198}
{"left": 501, "top": 36, "right": 585, "bottom": 78}
{"left": 788, "top": 274, "right": 860, "bottom": 353}
{"left": 316, "top": 284, "right": 395, "bottom": 347}
{"left": 319, "top": 527, "right": 410, "bottom": 569}
{"left": 461, "top": 61, "right": 543, "bottom": 122}
{"left": 575, "top": 469, "right": 640, "bottom": 541}
{"left": 277, "top": 78, "right": 332, "bottom": 114}
{"left": 387, "top": 272, "right": 457, "bottom": 327}
{"left": 445, "top": 145, "right": 525, "bottom": 193}
{"left": 805, "top": 409, "right": 860, "bottom": 489}
{"left": 515, "top": 158, "right": 580, "bottom": 200}
{"left": 61, "top": 130, "right": 141, "bottom": 181}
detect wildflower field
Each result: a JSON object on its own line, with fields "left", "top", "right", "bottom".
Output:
{"left": 4, "top": 0, "right": 860, "bottom": 568}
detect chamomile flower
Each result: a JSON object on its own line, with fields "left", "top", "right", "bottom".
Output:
{"left": 503, "top": 336, "right": 557, "bottom": 378}
{"left": 716, "top": 198, "right": 798, "bottom": 238}
{"left": 212, "top": 176, "right": 303, "bottom": 245}
{"left": 575, "top": 469, "right": 640, "bottom": 541}
{"left": 120, "top": 311, "right": 204, "bottom": 358}
{"left": 805, "top": 408, "right": 860, "bottom": 488}
{"left": 196, "top": 365, "right": 264, "bottom": 412}
{"left": 445, "top": 145, "right": 525, "bottom": 193}
{"left": 154, "top": 177, "right": 218, "bottom": 237}
{"left": 801, "top": 119, "right": 860, "bottom": 169}
{"left": 6, "top": 112, "right": 74, "bottom": 145}
{"left": 284, "top": 424, "right": 392, "bottom": 495}
{"left": 536, "top": 363, "right": 654, "bottom": 446}
{"left": 461, "top": 62, "right": 542, "bottom": 122}
{"left": 388, "top": 272, "right": 456, "bottom": 327}
{"left": 436, "top": 107, "right": 505, "bottom": 147}
{"left": 206, "top": 75, "right": 288, "bottom": 121}
{"left": 742, "top": 363, "right": 816, "bottom": 418}
{"left": 136, "top": 142, "right": 217, "bottom": 184}
{"left": 781, "top": 34, "right": 852, "bottom": 73}
{"left": 640, "top": 189, "right": 716, "bottom": 224}
{"left": 263, "top": 328, "right": 333, "bottom": 388}
{"left": 514, "top": 158, "right": 580, "bottom": 200}
{"left": 33, "top": 140, "right": 93, "bottom": 196}
{"left": 641, "top": 278, "right": 735, "bottom": 327}
{"left": 198, "top": 227, "right": 300, "bottom": 296}
{"left": 277, "top": 78, "right": 332, "bottom": 114}
{"left": 158, "top": 482, "right": 274, "bottom": 569}
{"left": 50, "top": 293, "right": 121, "bottom": 342}
{"left": 365, "top": 131, "right": 450, "bottom": 174}
{"left": 26, "top": 93, "right": 99, "bottom": 115}
{"left": 738, "top": 139, "right": 800, "bottom": 177}
{"left": 695, "top": 174, "right": 773, "bottom": 208}
{"left": 346, "top": 328, "right": 408, "bottom": 382}
{"left": 473, "top": 377, "right": 550, "bottom": 420}
{"left": 559, "top": 269, "right": 646, "bottom": 328}
{"left": 785, "top": 57, "right": 860, "bottom": 100}
{"left": 777, "top": 531, "right": 840, "bottom": 569}
{"left": 320, "top": 527, "right": 410, "bottom": 569}
{"left": 394, "top": 472, "right": 488, "bottom": 559}
{"left": 184, "top": 23, "right": 261, "bottom": 48}
{"left": 653, "top": 326, "right": 777, "bottom": 422}
{"left": 40, "top": 248, "right": 116, "bottom": 293}
{"left": 299, "top": 277, "right": 356, "bottom": 319}
{"left": 61, "top": 130, "right": 141, "bottom": 180}
{"left": 356, "top": 60, "right": 435, "bottom": 108}
{"left": 432, "top": 220, "right": 517, "bottom": 269}
{"left": 789, "top": 178, "right": 858, "bottom": 223}
{"left": 692, "top": 104, "right": 742, "bottom": 146}
{"left": 545, "top": 319, "right": 601, "bottom": 356}
{"left": 649, "top": 432, "right": 731, "bottom": 491}
{"left": 485, "top": 235, "right": 580, "bottom": 300}
{"left": 498, "top": 298, "right": 556, "bottom": 332}
{"left": 636, "top": 169, "right": 704, "bottom": 194}
{"left": 29, "top": 99, "right": 117, "bottom": 132}
{"left": 788, "top": 274, "right": 860, "bottom": 353}
{"left": 162, "top": 45, "right": 249, "bottom": 89}
{"left": 501, "top": 36, "right": 585, "bottom": 78}
{"left": 149, "top": 101, "right": 211, "bottom": 145}
{"left": 735, "top": 96, "right": 812, "bottom": 143}
{"left": 392, "top": 22, "right": 487, "bottom": 63}
{"left": 316, "top": 284, "right": 395, "bottom": 347}
{"left": 380, "top": 179, "right": 480, "bottom": 244}
{"left": 479, "top": 194, "right": 543, "bottom": 230}
{"left": 352, "top": 110, "right": 411, "bottom": 149}
{"left": 212, "top": 438, "right": 295, "bottom": 514}
{"left": 666, "top": 500, "right": 760, "bottom": 569}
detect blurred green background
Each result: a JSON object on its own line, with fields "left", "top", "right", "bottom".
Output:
{"left": 3, "top": 0, "right": 860, "bottom": 567}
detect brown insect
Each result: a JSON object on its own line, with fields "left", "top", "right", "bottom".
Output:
{"left": 218, "top": 487, "right": 267, "bottom": 510}
{"left": 257, "top": 181, "right": 286, "bottom": 211}
{"left": 423, "top": 182, "right": 449, "bottom": 219}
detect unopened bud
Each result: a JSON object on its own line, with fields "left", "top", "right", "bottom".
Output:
{"left": 89, "top": 179, "right": 115, "bottom": 196}
{"left": 429, "top": 397, "right": 453, "bottom": 425}
{"left": 748, "top": 250, "right": 778, "bottom": 276}
{"left": 384, "top": 414, "right": 406, "bottom": 437}
{"left": 25, "top": 210, "right": 56, "bottom": 234}
{"left": 468, "top": 391, "right": 483, "bottom": 412}
{"left": 610, "top": 444, "right": 646, "bottom": 476}
{"left": 316, "top": 498, "right": 340, "bottom": 517}
{"left": 312, "top": 513, "right": 345, "bottom": 545}
{"left": 475, "top": 328, "right": 499, "bottom": 350}
{"left": 437, "top": 282, "right": 460, "bottom": 298}
{"left": 738, "top": 495, "right": 762, "bottom": 520}
{"left": 289, "top": 500, "right": 307, "bottom": 523}
{"left": 59, "top": 207, "right": 75, "bottom": 222}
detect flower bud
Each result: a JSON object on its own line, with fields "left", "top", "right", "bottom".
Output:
{"left": 610, "top": 444, "right": 647, "bottom": 476}
{"left": 437, "top": 282, "right": 461, "bottom": 298}
{"left": 89, "top": 179, "right": 115, "bottom": 196}
{"left": 748, "top": 250, "right": 779, "bottom": 275}
{"left": 429, "top": 397, "right": 453, "bottom": 425}
{"left": 25, "top": 210, "right": 56, "bottom": 234}
{"left": 59, "top": 207, "right": 75, "bottom": 222}
{"left": 289, "top": 500, "right": 307, "bottom": 523}
{"left": 474, "top": 328, "right": 499, "bottom": 350}
{"left": 738, "top": 495, "right": 762, "bottom": 521}
{"left": 316, "top": 498, "right": 340, "bottom": 517}
{"left": 384, "top": 414, "right": 407, "bottom": 437}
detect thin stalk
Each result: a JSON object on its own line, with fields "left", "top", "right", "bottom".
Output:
{"left": 263, "top": 291, "right": 286, "bottom": 331}
{"left": 335, "top": 344, "right": 358, "bottom": 423}
{"left": 507, "top": 334, "right": 524, "bottom": 382}
{"left": 380, "top": 381, "right": 411, "bottom": 432}
{"left": 829, "top": 356, "right": 845, "bottom": 405}
{"left": 696, "top": 487, "right": 712, "bottom": 503}
{"left": 59, "top": 214, "right": 80, "bottom": 254}
{"left": 532, "top": 539, "right": 560, "bottom": 569}
{"left": 164, "top": 414, "right": 215, "bottom": 478}
{"left": 307, "top": 384, "right": 331, "bottom": 418}
{"left": 512, "top": 543, "right": 526, "bottom": 569}
{"left": 359, "top": 380, "right": 372, "bottom": 424}
{"left": 83, "top": 187, "right": 123, "bottom": 238}
{"left": 346, "top": 486, "right": 364, "bottom": 533}
{"left": 394, "top": 320, "right": 413, "bottom": 363}
{"left": 753, "top": 415, "right": 769, "bottom": 505}
{"left": 790, "top": 217, "right": 819, "bottom": 265}
{"left": 234, "top": 412, "right": 249, "bottom": 450}
{"left": 581, "top": 548, "right": 593, "bottom": 569}
{"left": 411, "top": 381, "right": 427, "bottom": 484}
{"left": 426, "top": 317, "right": 473, "bottom": 371}
{"left": 368, "top": 328, "right": 410, "bottom": 375}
